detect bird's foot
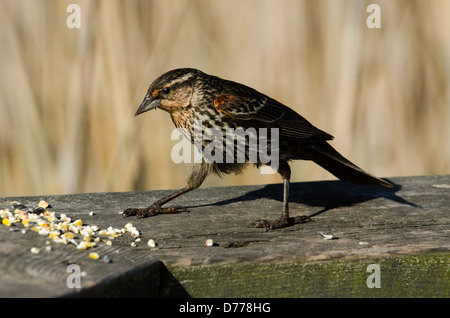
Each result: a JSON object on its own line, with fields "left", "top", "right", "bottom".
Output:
{"left": 122, "top": 203, "right": 188, "bottom": 218}
{"left": 252, "top": 215, "right": 312, "bottom": 230}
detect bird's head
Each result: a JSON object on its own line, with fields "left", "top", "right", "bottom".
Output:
{"left": 135, "top": 68, "right": 202, "bottom": 116}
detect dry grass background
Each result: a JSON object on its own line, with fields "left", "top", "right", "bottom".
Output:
{"left": 0, "top": 0, "right": 449, "bottom": 197}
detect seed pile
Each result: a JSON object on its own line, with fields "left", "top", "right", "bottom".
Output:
{"left": 0, "top": 200, "right": 141, "bottom": 254}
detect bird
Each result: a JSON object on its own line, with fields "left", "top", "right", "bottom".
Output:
{"left": 122, "top": 68, "right": 393, "bottom": 230}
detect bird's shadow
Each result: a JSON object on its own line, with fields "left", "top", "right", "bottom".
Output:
{"left": 190, "top": 179, "right": 420, "bottom": 217}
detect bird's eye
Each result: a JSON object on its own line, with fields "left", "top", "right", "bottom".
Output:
{"left": 162, "top": 87, "right": 171, "bottom": 95}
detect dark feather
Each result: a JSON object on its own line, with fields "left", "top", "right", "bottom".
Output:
{"left": 214, "top": 81, "right": 333, "bottom": 141}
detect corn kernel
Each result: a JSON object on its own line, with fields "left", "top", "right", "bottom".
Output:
{"left": 38, "top": 228, "right": 50, "bottom": 235}
{"left": 52, "top": 237, "right": 64, "bottom": 244}
{"left": 38, "top": 220, "right": 49, "bottom": 227}
{"left": 62, "top": 232, "right": 74, "bottom": 239}
{"left": 77, "top": 241, "right": 88, "bottom": 250}
{"left": 38, "top": 200, "right": 49, "bottom": 209}
{"left": 89, "top": 252, "right": 100, "bottom": 260}
{"left": 148, "top": 239, "right": 157, "bottom": 248}
{"left": 68, "top": 224, "right": 79, "bottom": 234}
{"left": 49, "top": 230, "right": 61, "bottom": 239}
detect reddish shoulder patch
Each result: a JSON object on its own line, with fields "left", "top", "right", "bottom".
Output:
{"left": 214, "top": 95, "right": 234, "bottom": 110}
{"left": 214, "top": 95, "right": 236, "bottom": 118}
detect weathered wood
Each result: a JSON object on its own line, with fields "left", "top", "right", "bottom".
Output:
{"left": 0, "top": 175, "right": 449, "bottom": 297}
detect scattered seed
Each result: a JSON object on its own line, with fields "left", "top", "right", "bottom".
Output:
{"left": 11, "top": 202, "right": 27, "bottom": 210}
{"left": 89, "top": 252, "right": 100, "bottom": 260}
{"left": 38, "top": 228, "right": 50, "bottom": 236}
{"left": 148, "top": 239, "right": 157, "bottom": 248}
{"left": 49, "top": 230, "right": 61, "bottom": 239}
{"left": 30, "top": 247, "right": 41, "bottom": 254}
{"left": 38, "top": 201, "right": 49, "bottom": 209}
{"left": 70, "top": 239, "right": 80, "bottom": 247}
{"left": 205, "top": 239, "right": 214, "bottom": 247}
{"left": 31, "top": 207, "right": 45, "bottom": 214}
{"left": 2, "top": 201, "right": 142, "bottom": 252}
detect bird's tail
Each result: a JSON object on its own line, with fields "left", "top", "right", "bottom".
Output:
{"left": 312, "top": 142, "right": 393, "bottom": 188}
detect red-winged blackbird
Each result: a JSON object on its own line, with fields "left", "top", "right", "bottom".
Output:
{"left": 123, "top": 68, "right": 392, "bottom": 229}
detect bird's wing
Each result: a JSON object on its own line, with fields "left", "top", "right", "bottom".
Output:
{"left": 214, "top": 85, "right": 333, "bottom": 141}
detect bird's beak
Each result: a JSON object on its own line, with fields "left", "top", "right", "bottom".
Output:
{"left": 134, "top": 92, "right": 161, "bottom": 116}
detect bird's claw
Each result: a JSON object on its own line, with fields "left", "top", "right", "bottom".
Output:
{"left": 252, "top": 215, "right": 312, "bottom": 230}
{"left": 122, "top": 204, "right": 188, "bottom": 218}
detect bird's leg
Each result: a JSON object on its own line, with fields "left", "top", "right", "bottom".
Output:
{"left": 281, "top": 178, "right": 290, "bottom": 222}
{"left": 122, "top": 187, "right": 191, "bottom": 218}
{"left": 253, "top": 161, "right": 311, "bottom": 230}
{"left": 122, "top": 162, "right": 209, "bottom": 218}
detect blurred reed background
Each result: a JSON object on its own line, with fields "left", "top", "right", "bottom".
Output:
{"left": 0, "top": 0, "right": 449, "bottom": 197}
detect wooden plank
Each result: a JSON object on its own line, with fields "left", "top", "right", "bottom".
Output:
{"left": 163, "top": 253, "right": 449, "bottom": 297}
{"left": 0, "top": 175, "right": 449, "bottom": 297}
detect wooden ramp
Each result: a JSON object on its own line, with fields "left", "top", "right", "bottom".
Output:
{"left": 0, "top": 175, "right": 448, "bottom": 297}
